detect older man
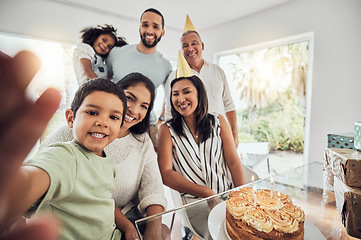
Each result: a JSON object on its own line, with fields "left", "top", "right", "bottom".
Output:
{"left": 163, "top": 16, "right": 238, "bottom": 146}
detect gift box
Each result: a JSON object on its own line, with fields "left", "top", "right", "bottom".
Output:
{"left": 322, "top": 152, "right": 336, "bottom": 204}
{"left": 355, "top": 122, "right": 361, "bottom": 151}
{"left": 324, "top": 148, "right": 361, "bottom": 188}
{"left": 334, "top": 177, "right": 361, "bottom": 238}
{"left": 322, "top": 169, "right": 336, "bottom": 204}
{"left": 327, "top": 132, "right": 354, "bottom": 149}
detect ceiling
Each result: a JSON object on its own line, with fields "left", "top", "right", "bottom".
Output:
{"left": 51, "top": 0, "right": 294, "bottom": 32}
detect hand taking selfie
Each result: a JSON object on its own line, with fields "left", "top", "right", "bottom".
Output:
{"left": 0, "top": 50, "right": 61, "bottom": 240}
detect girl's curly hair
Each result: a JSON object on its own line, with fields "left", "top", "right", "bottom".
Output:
{"left": 80, "top": 24, "right": 127, "bottom": 48}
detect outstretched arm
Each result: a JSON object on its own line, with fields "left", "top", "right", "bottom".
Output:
{"left": 1, "top": 166, "right": 51, "bottom": 232}
{"left": 0, "top": 50, "right": 61, "bottom": 239}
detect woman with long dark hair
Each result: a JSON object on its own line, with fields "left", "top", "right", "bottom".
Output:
{"left": 158, "top": 75, "right": 245, "bottom": 238}
{"left": 159, "top": 75, "right": 245, "bottom": 201}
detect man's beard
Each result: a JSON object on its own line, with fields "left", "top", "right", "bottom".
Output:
{"left": 140, "top": 34, "right": 162, "bottom": 48}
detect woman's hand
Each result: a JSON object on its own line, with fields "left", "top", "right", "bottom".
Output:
{"left": 114, "top": 205, "right": 140, "bottom": 240}
{"left": 143, "top": 205, "right": 168, "bottom": 240}
{"left": 199, "top": 185, "right": 217, "bottom": 198}
{"left": 143, "top": 223, "right": 162, "bottom": 240}
{"left": 143, "top": 222, "right": 171, "bottom": 240}
{"left": 207, "top": 195, "right": 222, "bottom": 210}
{"left": 124, "top": 227, "right": 140, "bottom": 240}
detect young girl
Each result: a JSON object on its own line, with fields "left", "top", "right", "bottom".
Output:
{"left": 73, "top": 24, "right": 127, "bottom": 85}
{"left": 40, "top": 73, "right": 168, "bottom": 240}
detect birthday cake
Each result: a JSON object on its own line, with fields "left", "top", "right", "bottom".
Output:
{"left": 226, "top": 187, "right": 305, "bottom": 240}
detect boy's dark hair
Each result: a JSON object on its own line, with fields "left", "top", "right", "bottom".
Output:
{"left": 80, "top": 24, "right": 127, "bottom": 51}
{"left": 116, "top": 73, "right": 155, "bottom": 135}
{"left": 71, "top": 78, "right": 127, "bottom": 126}
{"left": 141, "top": 8, "right": 165, "bottom": 29}
{"left": 169, "top": 75, "right": 215, "bottom": 142}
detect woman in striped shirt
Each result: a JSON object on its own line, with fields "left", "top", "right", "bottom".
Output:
{"left": 158, "top": 75, "right": 245, "bottom": 202}
{"left": 158, "top": 75, "right": 245, "bottom": 238}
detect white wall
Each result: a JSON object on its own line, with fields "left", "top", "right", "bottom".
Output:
{"left": 1, "top": 0, "right": 360, "bottom": 163}
{"left": 201, "top": 0, "right": 361, "bottom": 163}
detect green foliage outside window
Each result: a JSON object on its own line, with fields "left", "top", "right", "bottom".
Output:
{"left": 237, "top": 88, "right": 304, "bottom": 152}
{"left": 228, "top": 41, "right": 308, "bottom": 153}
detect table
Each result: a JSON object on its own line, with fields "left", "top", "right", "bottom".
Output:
{"left": 135, "top": 162, "right": 358, "bottom": 239}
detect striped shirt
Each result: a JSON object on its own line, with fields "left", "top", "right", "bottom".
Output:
{"left": 167, "top": 114, "right": 233, "bottom": 203}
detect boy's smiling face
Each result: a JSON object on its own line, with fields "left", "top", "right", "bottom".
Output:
{"left": 66, "top": 90, "right": 123, "bottom": 156}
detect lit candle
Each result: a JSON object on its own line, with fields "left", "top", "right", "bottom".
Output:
{"left": 252, "top": 175, "right": 255, "bottom": 195}
{"left": 277, "top": 192, "right": 281, "bottom": 211}
{"left": 254, "top": 191, "right": 257, "bottom": 207}
{"left": 270, "top": 176, "right": 274, "bottom": 198}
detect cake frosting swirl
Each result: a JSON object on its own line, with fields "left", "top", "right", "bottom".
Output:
{"left": 226, "top": 187, "right": 305, "bottom": 240}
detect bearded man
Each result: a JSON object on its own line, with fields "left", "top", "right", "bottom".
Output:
{"left": 108, "top": 8, "right": 172, "bottom": 149}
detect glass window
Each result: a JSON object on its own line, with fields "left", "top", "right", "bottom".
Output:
{"left": 219, "top": 40, "right": 310, "bottom": 177}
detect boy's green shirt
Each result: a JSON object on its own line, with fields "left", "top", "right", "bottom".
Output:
{"left": 26, "top": 141, "right": 121, "bottom": 240}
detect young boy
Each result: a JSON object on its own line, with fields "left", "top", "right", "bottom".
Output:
{"left": 1, "top": 78, "right": 127, "bottom": 240}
